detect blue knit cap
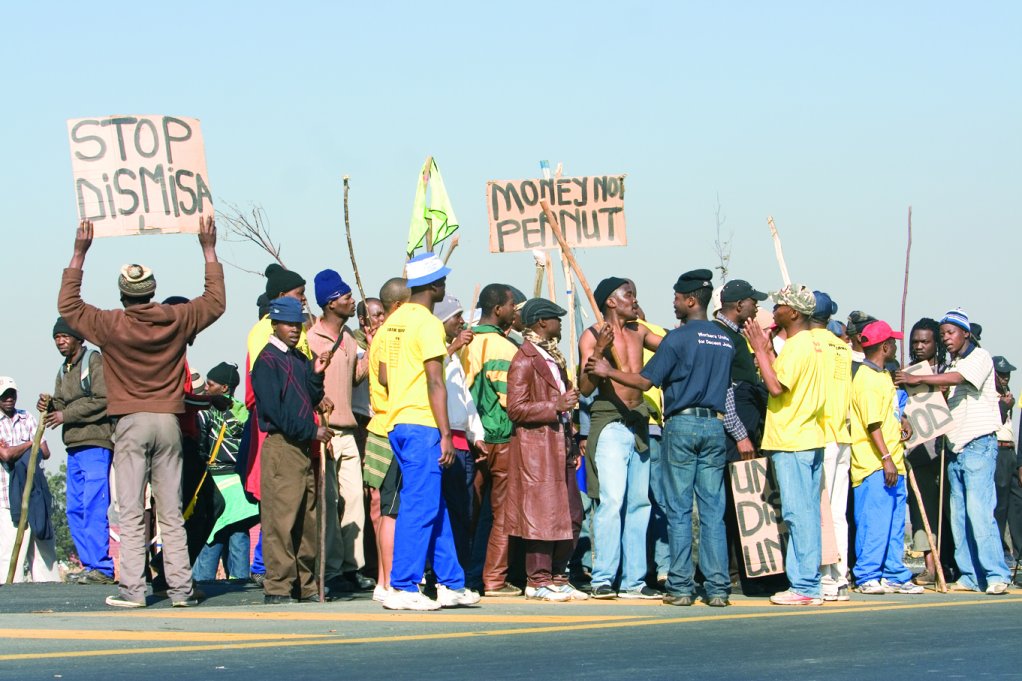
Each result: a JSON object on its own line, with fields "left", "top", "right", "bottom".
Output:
{"left": 314, "top": 269, "right": 352, "bottom": 309}
{"left": 940, "top": 307, "right": 970, "bottom": 333}
{"left": 268, "top": 297, "right": 305, "bottom": 323}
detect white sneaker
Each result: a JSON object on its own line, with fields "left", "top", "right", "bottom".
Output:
{"left": 382, "top": 589, "right": 441, "bottom": 611}
{"left": 524, "top": 585, "right": 571, "bottom": 602}
{"left": 436, "top": 585, "right": 481, "bottom": 607}
{"left": 555, "top": 584, "right": 590, "bottom": 601}
{"left": 986, "top": 582, "right": 1010, "bottom": 595}
{"left": 854, "top": 580, "right": 887, "bottom": 595}
{"left": 373, "top": 585, "right": 390, "bottom": 603}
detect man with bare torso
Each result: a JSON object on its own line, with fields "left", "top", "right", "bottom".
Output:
{"left": 578, "top": 277, "right": 662, "bottom": 599}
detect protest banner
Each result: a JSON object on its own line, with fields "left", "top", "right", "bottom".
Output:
{"left": 901, "top": 360, "right": 953, "bottom": 450}
{"left": 730, "top": 458, "right": 839, "bottom": 577}
{"left": 487, "top": 175, "right": 627, "bottom": 253}
{"left": 67, "top": 115, "right": 213, "bottom": 236}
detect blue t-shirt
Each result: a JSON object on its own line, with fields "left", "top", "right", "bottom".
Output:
{"left": 640, "top": 319, "right": 735, "bottom": 415}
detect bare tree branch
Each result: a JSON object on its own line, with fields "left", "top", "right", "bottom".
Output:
{"left": 216, "top": 202, "right": 287, "bottom": 269}
{"left": 712, "top": 192, "right": 734, "bottom": 282}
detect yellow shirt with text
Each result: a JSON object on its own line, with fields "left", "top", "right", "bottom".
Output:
{"left": 381, "top": 303, "right": 449, "bottom": 431}
{"left": 761, "top": 329, "right": 826, "bottom": 452}
{"left": 850, "top": 363, "right": 906, "bottom": 486}
{"left": 367, "top": 331, "right": 389, "bottom": 437}
{"left": 810, "top": 328, "right": 852, "bottom": 445}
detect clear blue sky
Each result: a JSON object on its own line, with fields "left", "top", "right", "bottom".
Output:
{"left": 2, "top": 1, "right": 1019, "bottom": 464}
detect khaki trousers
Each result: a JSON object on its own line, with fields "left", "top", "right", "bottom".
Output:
{"left": 112, "top": 413, "right": 193, "bottom": 602}
{"left": 324, "top": 430, "right": 365, "bottom": 579}
{"left": 260, "top": 433, "right": 318, "bottom": 598}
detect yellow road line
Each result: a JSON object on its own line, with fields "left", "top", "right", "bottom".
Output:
{"left": 3, "top": 596, "right": 1017, "bottom": 663}
{"left": 0, "top": 629, "right": 327, "bottom": 642}
{"left": 59, "top": 611, "right": 644, "bottom": 624}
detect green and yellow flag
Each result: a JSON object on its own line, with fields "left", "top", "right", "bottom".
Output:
{"left": 407, "top": 157, "right": 459, "bottom": 256}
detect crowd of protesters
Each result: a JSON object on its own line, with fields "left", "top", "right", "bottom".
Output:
{"left": 0, "top": 217, "right": 1019, "bottom": 610}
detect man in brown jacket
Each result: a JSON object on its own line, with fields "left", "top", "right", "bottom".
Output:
{"left": 58, "top": 217, "right": 226, "bottom": 608}
{"left": 506, "top": 298, "right": 586, "bottom": 602}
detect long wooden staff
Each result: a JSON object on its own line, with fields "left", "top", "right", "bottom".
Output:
{"left": 468, "top": 284, "right": 481, "bottom": 325}
{"left": 767, "top": 216, "right": 792, "bottom": 287}
{"left": 183, "top": 421, "right": 228, "bottom": 521}
{"left": 540, "top": 201, "right": 624, "bottom": 368}
{"left": 563, "top": 255, "right": 578, "bottom": 379}
{"left": 532, "top": 250, "right": 545, "bottom": 298}
{"left": 343, "top": 176, "right": 368, "bottom": 303}
{"left": 905, "top": 462, "right": 948, "bottom": 592}
{"left": 545, "top": 252, "right": 557, "bottom": 305}
{"left": 899, "top": 206, "right": 912, "bottom": 366}
{"left": 316, "top": 331, "right": 346, "bottom": 601}
{"left": 6, "top": 399, "right": 49, "bottom": 585}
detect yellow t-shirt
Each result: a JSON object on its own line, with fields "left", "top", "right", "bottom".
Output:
{"left": 381, "top": 302, "right": 449, "bottom": 431}
{"left": 761, "top": 329, "right": 826, "bottom": 452}
{"left": 811, "top": 328, "right": 852, "bottom": 445}
{"left": 367, "top": 332, "right": 389, "bottom": 437}
{"left": 850, "top": 362, "right": 906, "bottom": 486}
{"left": 637, "top": 319, "right": 667, "bottom": 426}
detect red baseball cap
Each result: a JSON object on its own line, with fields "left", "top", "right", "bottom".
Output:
{"left": 859, "top": 320, "right": 903, "bottom": 347}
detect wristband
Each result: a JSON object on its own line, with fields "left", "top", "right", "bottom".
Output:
{"left": 881, "top": 453, "right": 892, "bottom": 461}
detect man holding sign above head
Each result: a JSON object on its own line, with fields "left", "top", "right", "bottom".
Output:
{"left": 744, "top": 284, "right": 826, "bottom": 606}
{"left": 58, "top": 216, "right": 225, "bottom": 608}
{"left": 578, "top": 276, "right": 664, "bottom": 600}
{"left": 587, "top": 269, "right": 736, "bottom": 607}
{"left": 895, "top": 309, "right": 1012, "bottom": 594}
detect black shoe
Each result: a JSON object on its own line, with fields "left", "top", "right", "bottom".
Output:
{"left": 706, "top": 595, "right": 730, "bottom": 607}
{"left": 264, "top": 594, "right": 296, "bottom": 605}
{"left": 251, "top": 573, "right": 266, "bottom": 587}
{"left": 663, "top": 593, "right": 694, "bottom": 606}
{"left": 618, "top": 586, "right": 663, "bottom": 600}
{"left": 326, "top": 577, "right": 355, "bottom": 593}
{"left": 591, "top": 584, "right": 617, "bottom": 599}
{"left": 346, "top": 572, "right": 377, "bottom": 592}
{"left": 77, "top": 569, "right": 116, "bottom": 585}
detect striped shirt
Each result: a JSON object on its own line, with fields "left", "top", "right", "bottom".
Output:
{"left": 0, "top": 409, "right": 38, "bottom": 509}
{"left": 946, "top": 344, "right": 1001, "bottom": 452}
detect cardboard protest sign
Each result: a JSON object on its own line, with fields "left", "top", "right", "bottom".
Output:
{"left": 901, "top": 361, "right": 954, "bottom": 450}
{"left": 67, "top": 115, "right": 213, "bottom": 236}
{"left": 730, "top": 458, "right": 839, "bottom": 577}
{"left": 487, "top": 175, "right": 627, "bottom": 253}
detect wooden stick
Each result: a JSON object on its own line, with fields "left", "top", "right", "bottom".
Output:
{"left": 532, "top": 251, "right": 545, "bottom": 298}
{"left": 545, "top": 252, "right": 557, "bottom": 305}
{"left": 541, "top": 200, "right": 624, "bottom": 368}
{"left": 905, "top": 463, "right": 948, "bottom": 593}
{"left": 937, "top": 446, "right": 946, "bottom": 587}
{"left": 183, "top": 422, "right": 227, "bottom": 521}
{"left": 899, "top": 206, "right": 912, "bottom": 366}
{"left": 443, "top": 235, "right": 459, "bottom": 265}
{"left": 468, "top": 283, "right": 481, "bottom": 325}
{"left": 767, "top": 216, "right": 792, "bottom": 287}
{"left": 342, "top": 176, "right": 368, "bottom": 303}
{"left": 314, "top": 331, "right": 347, "bottom": 602}
{"left": 563, "top": 255, "right": 578, "bottom": 380}
{"left": 7, "top": 401, "right": 48, "bottom": 585}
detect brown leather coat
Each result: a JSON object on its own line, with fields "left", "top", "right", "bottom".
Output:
{"left": 505, "top": 341, "right": 578, "bottom": 541}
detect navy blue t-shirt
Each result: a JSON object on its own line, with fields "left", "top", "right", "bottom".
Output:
{"left": 640, "top": 319, "right": 734, "bottom": 415}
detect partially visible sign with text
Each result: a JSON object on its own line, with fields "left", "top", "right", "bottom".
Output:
{"left": 67, "top": 115, "right": 213, "bottom": 236}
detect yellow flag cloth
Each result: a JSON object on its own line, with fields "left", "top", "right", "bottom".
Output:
{"left": 407, "top": 158, "right": 459, "bottom": 255}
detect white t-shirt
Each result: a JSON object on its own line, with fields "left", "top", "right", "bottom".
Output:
{"left": 946, "top": 345, "right": 1001, "bottom": 451}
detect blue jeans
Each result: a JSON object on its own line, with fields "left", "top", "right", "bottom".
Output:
{"left": 193, "top": 527, "right": 251, "bottom": 581}
{"left": 441, "top": 447, "right": 475, "bottom": 570}
{"left": 770, "top": 449, "right": 823, "bottom": 597}
{"left": 852, "top": 471, "right": 912, "bottom": 584}
{"left": 647, "top": 434, "right": 670, "bottom": 579}
{"left": 389, "top": 424, "right": 465, "bottom": 592}
{"left": 948, "top": 435, "right": 1011, "bottom": 589}
{"left": 591, "top": 422, "right": 651, "bottom": 591}
{"left": 661, "top": 415, "right": 729, "bottom": 597}
{"left": 66, "top": 446, "right": 114, "bottom": 576}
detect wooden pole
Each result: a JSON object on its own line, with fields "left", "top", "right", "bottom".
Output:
{"left": 563, "top": 255, "right": 578, "bottom": 380}
{"left": 545, "top": 252, "right": 557, "bottom": 305}
{"left": 540, "top": 200, "right": 623, "bottom": 368}
{"left": 532, "top": 251, "right": 544, "bottom": 298}
{"left": 767, "top": 216, "right": 792, "bottom": 287}
{"left": 342, "top": 176, "right": 368, "bottom": 303}
{"left": 183, "top": 422, "right": 227, "bottom": 521}
{"left": 469, "top": 284, "right": 481, "bottom": 326}
{"left": 899, "top": 206, "right": 913, "bottom": 367}
{"left": 443, "top": 235, "right": 459, "bottom": 266}
{"left": 6, "top": 402, "right": 48, "bottom": 585}
{"left": 905, "top": 463, "right": 948, "bottom": 593}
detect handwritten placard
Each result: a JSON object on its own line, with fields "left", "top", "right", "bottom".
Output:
{"left": 730, "top": 458, "right": 839, "bottom": 576}
{"left": 67, "top": 115, "right": 213, "bottom": 236}
{"left": 487, "top": 175, "right": 627, "bottom": 253}
{"left": 902, "top": 361, "right": 954, "bottom": 449}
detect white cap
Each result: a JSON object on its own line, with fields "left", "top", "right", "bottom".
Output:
{"left": 405, "top": 252, "right": 451, "bottom": 287}
{"left": 0, "top": 377, "right": 17, "bottom": 395}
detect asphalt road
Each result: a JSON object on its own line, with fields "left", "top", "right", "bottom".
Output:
{"left": 0, "top": 582, "right": 1020, "bottom": 681}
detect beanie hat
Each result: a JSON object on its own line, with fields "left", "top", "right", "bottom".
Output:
{"left": 265, "top": 263, "right": 306, "bottom": 300}
{"left": 314, "top": 269, "right": 352, "bottom": 309}
{"left": 940, "top": 308, "right": 970, "bottom": 333}
{"left": 118, "top": 264, "right": 156, "bottom": 297}
{"left": 207, "top": 362, "right": 241, "bottom": 393}
{"left": 594, "top": 277, "right": 629, "bottom": 311}
{"left": 433, "top": 294, "right": 464, "bottom": 323}
{"left": 52, "top": 317, "right": 84, "bottom": 341}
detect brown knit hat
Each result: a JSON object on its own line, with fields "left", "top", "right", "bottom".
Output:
{"left": 118, "top": 264, "right": 156, "bottom": 297}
